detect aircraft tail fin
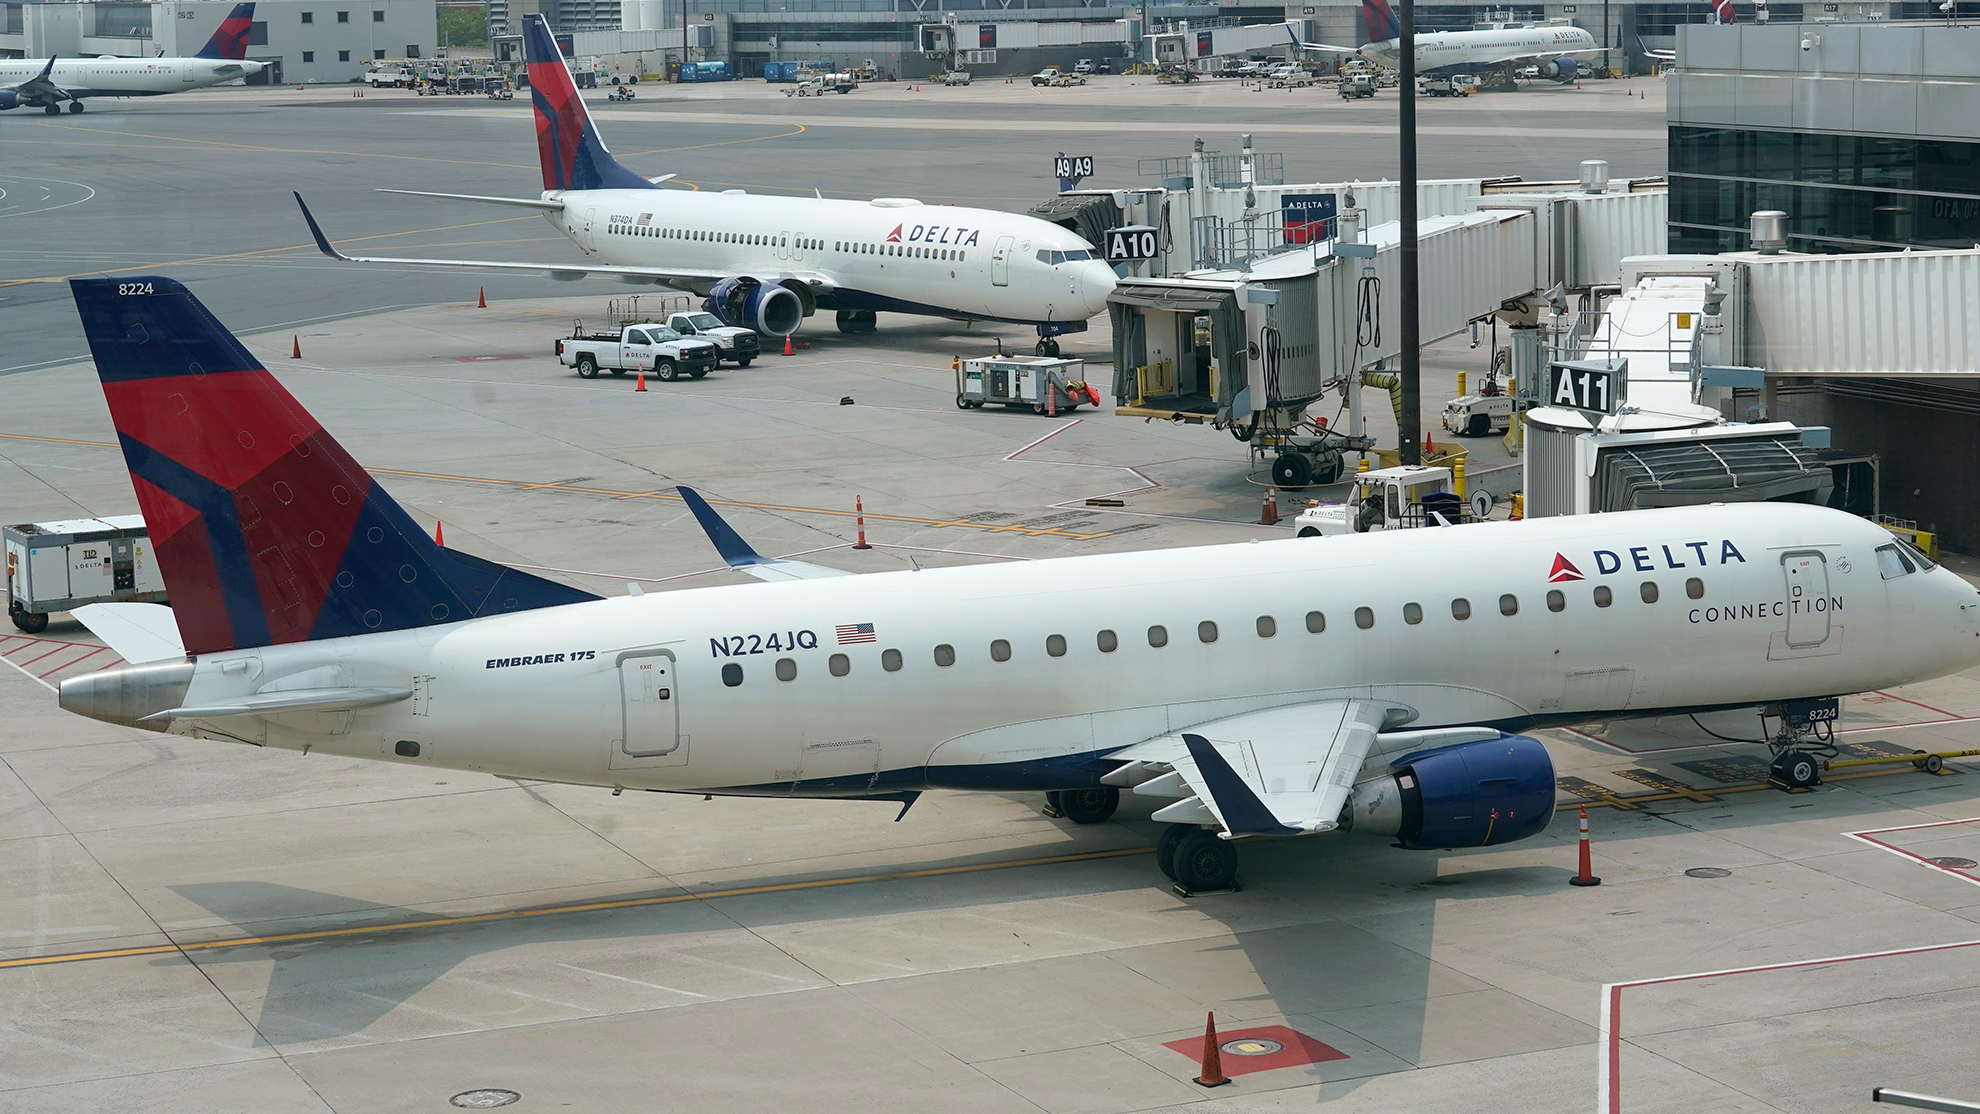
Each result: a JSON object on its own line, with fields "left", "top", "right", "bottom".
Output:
{"left": 1712, "top": 0, "right": 1736, "bottom": 22}
{"left": 67, "top": 276, "right": 598, "bottom": 657}
{"left": 522, "top": 14, "right": 657, "bottom": 193}
{"left": 194, "top": 3, "right": 255, "bottom": 60}
{"left": 1362, "top": 0, "right": 1401, "bottom": 41}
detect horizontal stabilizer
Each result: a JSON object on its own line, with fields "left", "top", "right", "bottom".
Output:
{"left": 679, "top": 486, "right": 852, "bottom": 582}
{"left": 71, "top": 603, "right": 185, "bottom": 664}
{"left": 142, "top": 686, "right": 412, "bottom": 722}
{"left": 376, "top": 189, "right": 566, "bottom": 212}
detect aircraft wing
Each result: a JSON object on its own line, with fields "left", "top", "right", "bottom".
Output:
{"left": 679, "top": 485, "right": 854, "bottom": 582}
{"left": 5, "top": 57, "right": 71, "bottom": 105}
{"left": 1105, "top": 702, "right": 1500, "bottom": 837}
{"left": 293, "top": 192, "right": 836, "bottom": 293}
{"left": 1285, "top": 25, "right": 1363, "bottom": 54}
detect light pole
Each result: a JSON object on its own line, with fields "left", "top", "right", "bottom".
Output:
{"left": 1397, "top": 0, "right": 1420, "bottom": 464}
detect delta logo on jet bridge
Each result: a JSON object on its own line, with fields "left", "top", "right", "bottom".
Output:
{"left": 1550, "top": 540, "right": 1750, "bottom": 582}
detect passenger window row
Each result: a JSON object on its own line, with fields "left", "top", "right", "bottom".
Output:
{"left": 831, "top": 239, "right": 965, "bottom": 262}
{"left": 718, "top": 579, "right": 1711, "bottom": 686}
{"left": 611, "top": 225, "right": 824, "bottom": 252}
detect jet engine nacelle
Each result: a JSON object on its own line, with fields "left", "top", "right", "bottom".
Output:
{"left": 704, "top": 276, "right": 805, "bottom": 338}
{"left": 1538, "top": 56, "right": 1579, "bottom": 81}
{"left": 0, "top": 90, "right": 19, "bottom": 111}
{"left": 1343, "top": 735, "right": 1555, "bottom": 849}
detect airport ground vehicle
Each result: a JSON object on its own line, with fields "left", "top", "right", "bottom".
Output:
{"left": 555, "top": 323, "right": 719, "bottom": 380}
{"left": 1443, "top": 390, "right": 1534, "bottom": 436}
{"left": 607, "top": 85, "right": 635, "bottom": 101}
{"left": 5, "top": 517, "right": 166, "bottom": 633}
{"left": 487, "top": 83, "right": 514, "bottom": 100}
{"left": 364, "top": 66, "right": 411, "bottom": 87}
{"left": 665, "top": 312, "right": 760, "bottom": 366}
{"left": 1267, "top": 63, "right": 1313, "bottom": 87}
{"left": 1293, "top": 466, "right": 1491, "bottom": 536}
{"left": 1073, "top": 59, "right": 1096, "bottom": 74}
{"left": 1339, "top": 73, "right": 1376, "bottom": 98}
{"left": 956, "top": 355, "right": 1094, "bottom": 414}
{"left": 1049, "top": 73, "right": 1086, "bottom": 87}
{"left": 1419, "top": 75, "right": 1472, "bottom": 96}
{"left": 1031, "top": 67, "right": 1061, "bottom": 86}
{"left": 944, "top": 70, "right": 971, "bottom": 85}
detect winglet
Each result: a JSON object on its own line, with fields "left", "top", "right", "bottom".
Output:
{"left": 678, "top": 486, "right": 774, "bottom": 568}
{"left": 37, "top": 55, "right": 57, "bottom": 79}
{"left": 1183, "top": 734, "right": 1304, "bottom": 838}
{"left": 293, "top": 193, "right": 351, "bottom": 261}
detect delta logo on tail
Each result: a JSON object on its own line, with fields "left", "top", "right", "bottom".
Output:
{"left": 522, "top": 14, "right": 656, "bottom": 193}
{"left": 195, "top": 3, "right": 256, "bottom": 61}
{"left": 1548, "top": 554, "right": 1585, "bottom": 583}
{"left": 1362, "top": 0, "right": 1401, "bottom": 41}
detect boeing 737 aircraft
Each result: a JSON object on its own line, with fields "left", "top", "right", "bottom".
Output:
{"left": 294, "top": 14, "right": 1114, "bottom": 351}
{"left": 53, "top": 276, "right": 1980, "bottom": 891}
{"left": 1292, "top": 0, "right": 1601, "bottom": 82}
{"left": 0, "top": 4, "right": 261, "bottom": 115}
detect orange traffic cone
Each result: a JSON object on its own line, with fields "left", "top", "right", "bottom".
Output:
{"left": 291, "top": 335, "right": 301, "bottom": 359}
{"left": 1259, "top": 486, "right": 1279, "bottom": 526}
{"left": 635, "top": 370, "right": 647, "bottom": 392}
{"left": 853, "top": 496, "right": 871, "bottom": 549}
{"left": 1194, "top": 1012, "right": 1231, "bottom": 1088}
{"left": 782, "top": 335, "right": 795, "bottom": 357}
{"left": 1570, "top": 805, "right": 1602, "bottom": 886}
{"left": 435, "top": 521, "right": 445, "bottom": 545}
{"left": 477, "top": 286, "right": 486, "bottom": 308}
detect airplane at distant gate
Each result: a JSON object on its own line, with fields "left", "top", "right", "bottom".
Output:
{"left": 293, "top": 13, "right": 1115, "bottom": 351}
{"left": 52, "top": 275, "right": 1980, "bottom": 893}
{"left": 1290, "top": 0, "right": 1603, "bottom": 82}
{"left": 0, "top": 4, "right": 262, "bottom": 115}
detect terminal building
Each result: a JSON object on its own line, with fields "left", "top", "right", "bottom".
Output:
{"left": 1, "top": 0, "right": 439, "bottom": 84}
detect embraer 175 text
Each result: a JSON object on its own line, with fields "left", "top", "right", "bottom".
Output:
{"left": 1292, "top": 0, "right": 1601, "bottom": 81}
{"left": 0, "top": 4, "right": 261, "bottom": 115}
{"left": 54, "top": 277, "right": 1980, "bottom": 891}
{"left": 294, "top": 14, "right": 1114, "bottom": 352}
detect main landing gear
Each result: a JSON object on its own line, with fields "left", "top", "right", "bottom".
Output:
{"left": 1043, "top": 788, "right": 1242, "bottom": 894}
{"left": 835, "top": 309, "right": 877, "bottom": 334}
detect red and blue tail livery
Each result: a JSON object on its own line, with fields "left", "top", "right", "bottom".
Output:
{"left": 69, "top": 276, "right": 597, "bottom": 656}
{"left": 195, "top": 3, "right": 256, "bottom": 61}
{"left": 523, "top": 14, "right": 655, "bottom": 193}
{"left": 1362, "top": 0, "right": 1401, "bottom": 40}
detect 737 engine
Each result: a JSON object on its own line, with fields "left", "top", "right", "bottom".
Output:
{"left": 1537, "top": 56, "right": 1579, "bottom": 81}
{"left": 704, "top": 276, "right": 805, "bottom": 338}
{"left": 1343, "top": 735, "right": 1555, "bottom": 849}
{"left": 0, "top": 90, "right": 19, "bottom": 111}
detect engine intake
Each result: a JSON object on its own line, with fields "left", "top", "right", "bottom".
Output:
{"left": 1345, "top": 735, "right": 1554, "bottom": 849}
{"left": 1539, "top": 57, "right": 1579, "bottom": 81}
{"left": 0, "top": 90, "right": 20, "bottom": 111}
{"left": 705, "top": 276, "right": 804, "bottom": 337}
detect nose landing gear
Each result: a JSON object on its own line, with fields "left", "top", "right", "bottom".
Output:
{"left": 1760, "top": 697, "right": 1840, "bottom": 790}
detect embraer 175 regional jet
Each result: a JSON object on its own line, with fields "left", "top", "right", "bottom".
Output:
{"left": 294, "top": 15, "right": 1114, "bottom": 352}
{"left": 1291, "top": 0, "right": 1600, "bottom": 81}
{"left": 0, "top": 4, "right": 261, "bottom": 115}
{"left": 55, "top": 278, "right": 1980, "bottom": 890}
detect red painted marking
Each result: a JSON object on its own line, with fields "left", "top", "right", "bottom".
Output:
{"left": 39, "top": 646, "right": 110, "bottom": 678}
{"left": 1872, "top": 690, "right": 1963, "bottom": 721}
{"left": 1160, "top": 1025, "right": 1348, "bottom": 1077}
{"left": 15, "top": 643, "right": 73, "bottom": 668}
{"left": 1604, "top": 937, "right": 1980, "bottom": 1113}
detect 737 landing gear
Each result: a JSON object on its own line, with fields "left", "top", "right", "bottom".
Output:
{"left": 835, "top": 309, "right": 877, "bottom": 334}
{"left": 1045, "top": 786, "right": 1119, "bottom": 824}
{"left": 43, "top": 103, "right": 60, "bottom": 115}
{"left": 68, "top": 101, "right": 84, "bottom": 114}
{"left": 1034, "top": 337, "right": 1060, "bottom": 357}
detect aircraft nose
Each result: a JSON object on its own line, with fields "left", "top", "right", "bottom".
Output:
{"left": 1081, "top": 261, "right": 1116, "bottom": 314}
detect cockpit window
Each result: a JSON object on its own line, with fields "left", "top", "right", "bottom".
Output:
{"left": 1062, "top": 249, "right": 1092, "bottom": 261}
{"left": 1896, "top": 535, "right": 1936, "bottom": 572}
{"left": 1035, "top": 249, "right": 1093, "bottom": 265}
{"left": 1875, "top": 543, "right": 1915, "bottom": 580}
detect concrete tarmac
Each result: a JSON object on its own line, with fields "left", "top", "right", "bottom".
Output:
{"left": 13, "top": 75, "right": 1980, "bottom": 1114}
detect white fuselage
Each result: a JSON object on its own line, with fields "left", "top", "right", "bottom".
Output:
{"left": 156, "top": 504, "right": 1980, "bottom": 795}
{"left": 547, "top": 189, "right": 1117, "bottom": 326}
{"left": 0, "top": 57, "right": 264, "bottom": 100}
{"left": 1361, "top": 26, "right": 1598, "bottom": 69}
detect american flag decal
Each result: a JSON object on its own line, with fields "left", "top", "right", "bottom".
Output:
{"left": 836, "top": 623, "right": 877, "bottom": 644}
{"left": 636, "top": 212, "right": 652, "bottom": 226}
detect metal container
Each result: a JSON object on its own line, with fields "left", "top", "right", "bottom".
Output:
{"left": 5, "top": 515, "right": 166, "bottom": 632}
{"left": 1749, "top": 210, "right": 1788, "bottom": 254}
{"left": 1521, "top": 408, "right": 1587, "bottom": 518}
{"left": 1742, "top": 247, "right": 1980, "bottom": 377}
{"left": 1578, "top": 159, "right": 1610, "bottom": 194}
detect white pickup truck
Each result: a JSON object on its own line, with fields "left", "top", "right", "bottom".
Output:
{"left": 665, "top": 312, "right": 760, "bottom": 366}
{"left": 555, "top": 323, "right": 720, "bottom": 380}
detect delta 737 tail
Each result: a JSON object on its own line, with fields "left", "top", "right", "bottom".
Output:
{"left": 194, "top": 3, "right": 257, "bottom": 61}
{"left": 69, "top": 276, "right": 598, "bottom": 657}
{"left": 522, "top": 13, "right": 656, "bottom": 193}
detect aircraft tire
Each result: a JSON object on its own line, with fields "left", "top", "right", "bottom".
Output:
{"left": 1058, "top": 786, "right": 1119, "bottom": 824}
{"left": 1172, "top": 832, "right": 1238, "bottom": 892}
{"left": 44, "top": 104, "right": 60, "bottom": 115}
{"left": 1157, "top": 824, "right": 1194, "bottom": 881}
{"left": 68, "top": 101, "right": 84, "bottom": 114}
{"left": 836, "top": 310, "right": 858, "bottom": 334}
{"left": 11, "top": 609, "right": 49, "bottom": 634}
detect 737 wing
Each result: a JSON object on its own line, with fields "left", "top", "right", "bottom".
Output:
{"left": 293, "top": 192, "right": 835, "bottom": 295}
{"left": 1105, "top": 701, "right": 1501, "bottom": 837}
{"left": 3, "top": 58, "right": 74, "bottom": 110}
{"left": 1285, "top": 25, "right": 1365, "bottom": 54}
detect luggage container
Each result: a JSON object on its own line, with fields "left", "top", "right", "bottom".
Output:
{"left": 955, "top": 355, "right": 1093, "bottom": 415}
{"left": 4, "top": 516, "right": 166, "bottom": 633}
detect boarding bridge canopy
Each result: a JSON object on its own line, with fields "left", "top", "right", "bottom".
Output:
{"left": 1593, "top": 435, "right": 1832, "bottom": 510}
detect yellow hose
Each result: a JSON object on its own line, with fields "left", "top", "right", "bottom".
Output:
{"left": 1360, "top": 371, "right": 1404, "bottom": 425}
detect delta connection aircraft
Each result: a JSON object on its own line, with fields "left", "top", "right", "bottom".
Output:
{"left": 54, "top": 276, "right": 1980, "bottom": 889}
{"left": 293, "top": 14, "right": 1114, "bottom": 353}
{"left": 0, "top": 4, "right": 262, "bottom": 115}
{"left": 1290, "top": 0, "right": 1601, "bottom": 82}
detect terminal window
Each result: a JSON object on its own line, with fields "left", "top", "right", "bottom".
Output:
{"left": 339, "top": 49, "right": 351, "bottom": 61}
{"left": 373, "top": 9, "right": 384, "bottom": 19}
{"left": 374, "top": 49, "right": 385, "bottom": 59}
{"left": 337, "top": 10, "right": 349, "bottom": 21}
{"left": 301, "top": 10, "right": 313, "bottom": 22}
{"left": 302, "top": 50, "right": 314, "bottom": 61}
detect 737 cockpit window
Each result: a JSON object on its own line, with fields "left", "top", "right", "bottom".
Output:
{"left": 1876, "top": 543, "right": 1916, "bottom": 579}
{"left": 1035, "top": 249, "right": 1093, "bottom": 264}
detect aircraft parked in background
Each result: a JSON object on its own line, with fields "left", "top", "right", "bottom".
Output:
{"left": 0, "top": 4, "right": 261, "bottom": 115}
{"left": 294, "top": 13, "right": 1113, "bottom": 352}
{"left": 55, "top": 276, "right": 1980, "bottom": 891}
{"left": 1290, "top": 0, "right": 1602, "bottom": 82}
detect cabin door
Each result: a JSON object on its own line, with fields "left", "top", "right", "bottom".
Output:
{"left": 1781, "top": 552, "right": 1833, "bottom": 648}
{"left": 618, "top": 653, "right": 680, "bottom": 759}
{"left": 991, "top": 235, "right": 1015, "bottom": 286}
